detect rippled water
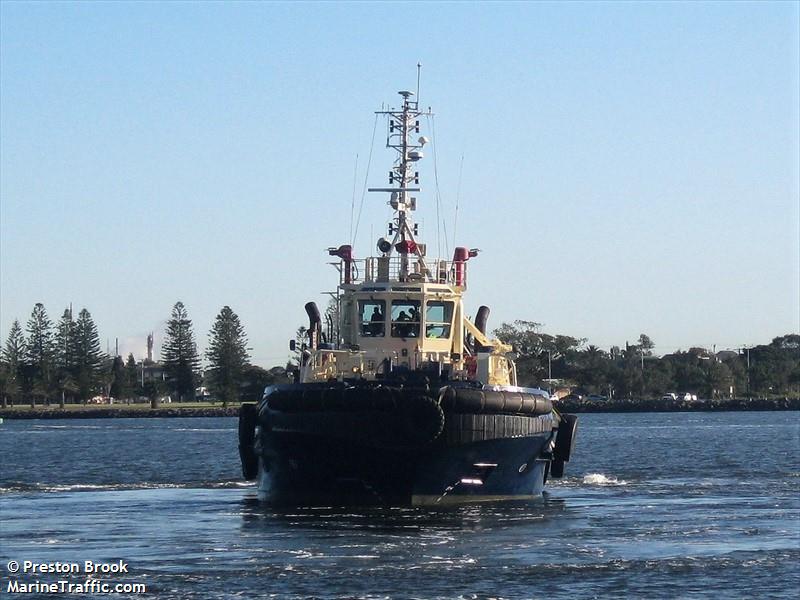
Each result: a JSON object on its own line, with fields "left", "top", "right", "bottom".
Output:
{"left": 1, "top": 412, "right": 798, "bottom": 598}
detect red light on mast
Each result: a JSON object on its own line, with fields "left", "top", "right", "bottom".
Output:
{"left": 395, "top": 240, "right": 418, "bottom": 254}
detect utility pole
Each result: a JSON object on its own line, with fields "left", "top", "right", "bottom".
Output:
{"left": 640, "top": 351, "right": 645, "bottom": 400}
{"left": 745, "top": 346, "right": 751, "bottom": 397}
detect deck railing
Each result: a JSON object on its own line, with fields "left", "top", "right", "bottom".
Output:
{"left": 337, "top": 256, "right": 467, "bottom": 288}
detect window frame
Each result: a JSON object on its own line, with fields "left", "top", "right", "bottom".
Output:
{"left": 390, "top": 299, "right": 421, "bottom": 338}
{"left": 424, "top": 300, "right": 454, "bottom": 339}
{"left": 358, "top": 299, "right": 386, "bottom": 338}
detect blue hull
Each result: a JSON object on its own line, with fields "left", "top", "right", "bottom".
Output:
{"left": 244, "top": 382, "right": 572, "bottom": 506}
{"left": 256, "top": 427, "right": 553, "bottom": 506}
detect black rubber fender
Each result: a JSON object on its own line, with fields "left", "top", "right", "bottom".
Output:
{"left": 238, "top": 403, "right": 259, "bottom": 480}
{"left": 439, "top": 387, "right": 553, "bottom": 416}
{"left": 397, "top": 395, "right": 445, "bottom": 446}
{"left": 267, "top": 385, "right": 421, "bottom": 414}
{"left": 553, "top": 413, "right": 578, "bottom": 463}
{"left": 262, "top": 386, "right": 443, "bottom": 450}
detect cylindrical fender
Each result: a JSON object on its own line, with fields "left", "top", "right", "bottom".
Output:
{"left": 439, "top": 387, "right": 553, "bottom": 416}
{"left": 238, "top": 403, "right": 259, "bottom": 480}
{"left": 553, "top": 413, "right": 578, "bottom": 463}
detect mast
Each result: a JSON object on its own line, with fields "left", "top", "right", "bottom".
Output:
{"left": 368, "top": 87, "right": 432, "bottom": 281}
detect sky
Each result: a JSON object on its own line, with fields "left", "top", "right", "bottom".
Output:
{"left": 1, "top": 1, "right": 798, "bottom": 366}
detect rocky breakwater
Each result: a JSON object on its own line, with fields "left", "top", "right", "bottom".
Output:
{"left": 555, "top": 396, "right": 800, "bottom": 413}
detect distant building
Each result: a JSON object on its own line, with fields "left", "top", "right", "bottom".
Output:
{"left": 140, "top": 332, "right": 166, "bottom": 384}
{"left": 141, "top": 361, "right": 166, "bottom": 385}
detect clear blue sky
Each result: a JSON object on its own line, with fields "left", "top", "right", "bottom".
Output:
{"left": 2, "top": 1, "right": 798, "bottom": 365}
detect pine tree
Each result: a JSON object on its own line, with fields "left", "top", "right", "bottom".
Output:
{"left": 2, "top": 320, "right": 26, "bottom": 406}
{"left": 109, "top": 355, "right": 128, "bottom": 400}
{"left": 2, "top": 319, "right": 26, "bottom": 376}
{"left": 206, "top": 306, "right": 250, "bottom": 407}
{"left": 290, "top": 326, "right": 308, "bottom": 367}
{"left": 25, "top": 303, "right": 55, "bottom": 403}
{"left": 72, "top": 308, "right": 103, "bottom": 402}
{"left": 125, "top": 353, "right": 140, "bottom": 400}
{"left": 161, "top": 301, "right": 200, "bottom": 401}
{"left": 0, "top": 362, "right": 20, "bottom": 408}
{"left": 54, "top": 308, "right": 77, "bottom": 404}
{"left": 55, "top": 308, "right": 76, "bottom": 371}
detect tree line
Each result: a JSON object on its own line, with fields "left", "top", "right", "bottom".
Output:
{"left": 0, "top": 302, "right": 284, "bottom": 408}
{"left": 3, "top": 305, "right": 796, "bottom": 406}
{"left": 494, "top": 321, "right": 800, "bottom": 399}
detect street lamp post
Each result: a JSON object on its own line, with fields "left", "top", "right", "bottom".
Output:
{"left": 745, "top": 346, "right": 751, "bottom": 397}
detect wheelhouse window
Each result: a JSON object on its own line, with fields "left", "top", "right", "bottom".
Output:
{"left": 425, "top": 301, "right": 454, "bottom": 339}
{"left": 391, "top": 300, "right": 421, "bottom": 338}
{"left": 359, "top": 300, "right": 386, "bottom": 337}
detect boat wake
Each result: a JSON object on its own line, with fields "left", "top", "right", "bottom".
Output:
{"left": 581, "top": 473, "right": 629, "bottom": 486}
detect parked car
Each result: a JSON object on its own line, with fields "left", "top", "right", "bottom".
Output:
{"left": 682, "top": 393, "right": 698, "bottom": 402}
{"left": 89, "top": 396, "right": 115, "bottom": 404}
{"left": 661, "top": 393, "right": 678, "bottom": 401}
{"left": 586, "top": 394, "right": 608, "bottom": 401}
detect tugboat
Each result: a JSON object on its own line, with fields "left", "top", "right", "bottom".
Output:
{"left": 239, "top": 83, "right": 578, "bottom": 505}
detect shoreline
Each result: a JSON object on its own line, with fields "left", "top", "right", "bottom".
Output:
{"left": 0, "top": 396, "right": 798, "bottom": 419}
{"left": 554, "top": 396, "right": 800, "bottom": 413}
{"left": 0, "top": 406, "right": 239, "bottom": 419}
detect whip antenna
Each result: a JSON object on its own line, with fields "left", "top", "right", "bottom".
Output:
{"left": 352, "top": 114, "right": 379, "bottom": 247}
{"left": 416, "top": 62, "right": 422, "bottom": 101}
{"left": 453, "top": 154, "right": 464, "bottom": 250}
{"left": 349, "top": 154, "right": 359, "bottom": 243}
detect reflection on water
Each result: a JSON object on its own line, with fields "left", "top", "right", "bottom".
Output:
{"left": 237, "top": 495, "right": 569, "bottom": 535}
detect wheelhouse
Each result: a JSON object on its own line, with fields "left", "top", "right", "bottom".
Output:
{"left": 293, "top": 88, "right": 516, "bottom": 388}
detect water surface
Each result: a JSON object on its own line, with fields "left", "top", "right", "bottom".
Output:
{"left": 1, "top": 412, "right": 798, "bottom": 598}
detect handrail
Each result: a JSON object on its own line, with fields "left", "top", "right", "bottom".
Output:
{"left": 338, "top": 257, "right": 468, "bottom": 288}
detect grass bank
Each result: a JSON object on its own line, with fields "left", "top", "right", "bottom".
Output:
{"left": 0, "top": 402, "right": 239, "bottom": 419}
